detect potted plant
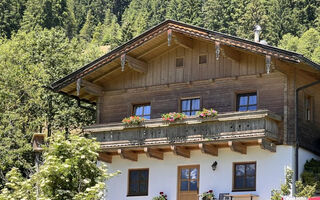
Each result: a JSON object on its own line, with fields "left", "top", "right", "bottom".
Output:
{"left": 197, "top": 108, "right": 218, "bottom": 119}
{"left": 122, "top": 116, "right": 145, "bottom": 127}
{"left": 199, "top": 190, "right": 215, "bottom": 200}
{"left": 161, "top": 112, "right": 186, "bottom": 123}
{"left": 152, "top": 192, "right": 168, "bottom": 200}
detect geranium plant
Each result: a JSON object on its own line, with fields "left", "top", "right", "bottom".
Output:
{"left": 122, "top": 116, "right": 145, "bottom": 126}
{"left": 199, "top": 190, "right": 215, "bottom": 200}
{"left": 152, "top": 192, "right": 168, "bottom": 200}
{"left": 161, "top": 112, "right": 186, "bottom": 122}
{"left": 197, "top": 108, "right": 218, "bottom": 119}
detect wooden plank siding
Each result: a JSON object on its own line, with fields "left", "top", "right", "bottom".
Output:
{"left": 100, "top": 40, "right": 266, "bottom": 90}
{"left": 100, "top": 72, "right": 285, "bottom": 125}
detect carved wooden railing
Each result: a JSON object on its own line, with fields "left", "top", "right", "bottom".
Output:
{"left": 85, "top": 110, "right": 282, "bottom": 149}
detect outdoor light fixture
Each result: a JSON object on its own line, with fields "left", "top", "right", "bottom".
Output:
{"left": 211, "top": 161, "right": 218, "bottom": 171}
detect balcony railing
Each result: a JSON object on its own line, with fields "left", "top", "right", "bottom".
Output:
{"left": 85, "top": 110, "right": 282, "bottom": 150}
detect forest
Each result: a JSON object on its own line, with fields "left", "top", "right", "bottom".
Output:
{"left": 0, "top": 0, "right": 320, "bottom": 197}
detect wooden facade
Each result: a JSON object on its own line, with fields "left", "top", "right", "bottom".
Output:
{"left": 51, "top": 20, "right": 320, "bottom": 158}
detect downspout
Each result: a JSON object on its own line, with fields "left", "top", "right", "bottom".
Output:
{"left": 294, "top": 79, "right": 320, "bottom": 191}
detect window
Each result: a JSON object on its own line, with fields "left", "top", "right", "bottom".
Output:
{"left": 199, "top": 55, "right": 207, "bottom": 64}
{"left": 178, "top": 166, "right": 199, "bottom": 192}
{"left": 176, "top": 57, "right": 184, "bottom": 67}
{"left": 181, "top": 98, "right": 200, "bottom": 116}
{"left": 237, "top": 93, "right": 257, "bottom": 111}
{"left": 128, "top": 169, "right": 149, "bottom": 196}
{"left": 305, "top": 95, "right": 313, "bottom": 121}
{"left": 133, "top": 104, "right": 151, "bottom": 119}
{"left": 233, "top": 162, "right": 256, "bottom": 191}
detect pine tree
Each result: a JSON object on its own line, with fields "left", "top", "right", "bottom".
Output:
{"left": 79, "top": 10, "right": 96, "bottom": 41}
{"left": 166, "top": 0, "right": 204, "bottom": 26}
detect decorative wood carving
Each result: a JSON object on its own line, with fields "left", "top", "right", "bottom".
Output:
{"left": 199, "top": 143, "right": 218, "bottom": 156}
{"left": 144, "top": 147, "right": 163, "bottom": 160}
{"left": 118, "top": 149, "right": 138, "bottom": 161}
{"left": 266, "top": 55, "right": 271, "bottom": 74}
{"left": 98, "top": 152, "right": 112, "bottom": 163}
{"left": 171, "top": 145, "right": 190, "bottom": 158}
{"left": 215, "top": 41, "right": 221, "bottom": 60}
{"left": 258, "top": 139, "right": 276, "bottom": 152}
{"left": 167, "top": 29, "right": 172, "bottom": 46}
{"left": 228, "top": 141, "right": 247, "bottom": 154}
{"left": 121, "top": 54, "right": 126, "bottom": 71}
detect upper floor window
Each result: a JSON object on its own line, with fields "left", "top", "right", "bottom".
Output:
{"left": 181, "top": 98, "right": 200, "bottom": 116}
{"left": 305, "top": 95, "right": 313, "bottom": 121}
{"left": 237, "top": 93, "right": 257, "bottom": 111}
{"left": 128, "top": 169, "right": 149, "bottom": 196}
{"left": 133, "top": 104, "right": 151, "bottom": 119}
{"left": 176, "top": 57, "right": 184, "bottom": 67}
{"left": 199, "top": 55, "right": 207, "bottom": 64}
{"left": 233, "top": 162, "right": 256, "bottom": 191}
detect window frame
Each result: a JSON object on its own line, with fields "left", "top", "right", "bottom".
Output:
{"left": 199, "top": 54, "right": 208, "bottom": 65}
{"left": 127, "top": 168, "right": 149, "bottom": 196}
{"left": 304, "top": 94, "right": 314, "bottom": 122}
{"left": 180, "top": 97, "right": 201, "bottom": 116}
{"left": 176, "top": 57, "right": 184, "bottom": 68}
{"left": 236, "top": 92, "right": 258, "bottom": 112}
{"left": 232, "top": 162, "right": 257, "bottom": 192}
{"left": 132, "top": 103, "right": 151, "bottom": 119}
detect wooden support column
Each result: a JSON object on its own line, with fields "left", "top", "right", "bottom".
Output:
{"left": 258, "top": 139, "right": 276, "bottom": 152}
{"left": 171, "top": 146, "right": 190, "bottom": 158}
{"left": 98, "top": 152, "right": 112, "bottom": 163}
{"left": 228, "top": 141, "right": 247, "bottom": 154}
{"left": 144, "top": 147, "right": 163, "bottom": 160}
{"left": 199, "top": 143, "right": 218, "bottom": 156}
{"left": 118, "top": 149, "right": 138, "bottom": 161}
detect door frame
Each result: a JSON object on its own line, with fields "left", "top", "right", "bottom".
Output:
{"left": 177, "top": 165, "right": 200, "bottom": 200}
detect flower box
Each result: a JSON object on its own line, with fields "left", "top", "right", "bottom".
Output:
{"left": 161, "top": 112, "right": 186, "bottom": 123}
{"left": 122, "top": 116, "right": 145, "bottom": 127}
{"left": 197, "top": 108, "right": 218, "bottom": 119}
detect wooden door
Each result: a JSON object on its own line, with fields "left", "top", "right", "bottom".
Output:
{"left": 177, "top": 165, "right": 200, "bottom": 200}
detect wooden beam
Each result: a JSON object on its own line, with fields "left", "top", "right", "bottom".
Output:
{"left": 173, "top": 33, "right": 193, "bottom": 50}
{"left": 228, "top": 141, "right": 247, "bottom": 154}
{"left": 258, "top": 139, "right": 276, "bottom": 152}
{"left": 171, "top": 145, "right": 190, "bottom": 158}
{"left": 222, "top": 45, "right": 241, "bottom": 62}
{"left": 199, "top": 143, "right": 218, "bottom": 156}
{"left": 98, "top": 152, "right": 112, "bottom": 163}
{"left": 144, "top": 147, "right": 163, "bottom": 160}
{"left": 78, "top": 79, "right": 103, "bottom": 96}
{"left": 126, "top": 55, "right": 148, "bottom": 73}
{"left": 137, "top": 41, "right": 167, "bottom": 59}
{"left": 92, "top": 66, "right": 120, "bottom": 83}
{"left": 117, "top": 149, "right": 138, "bottom": 161}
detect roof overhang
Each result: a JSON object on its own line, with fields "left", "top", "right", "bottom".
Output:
{"left": 50, "top": 20, "right": 320, "bottom": 102}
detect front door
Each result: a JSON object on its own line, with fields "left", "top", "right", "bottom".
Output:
{"left": 177, "top": 165, "right": 200, "bottom": 200}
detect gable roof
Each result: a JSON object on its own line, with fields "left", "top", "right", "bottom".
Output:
{"left": 50, "top": 19, "right": 320, "bottom": 92}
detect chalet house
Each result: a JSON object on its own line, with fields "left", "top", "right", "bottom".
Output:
{"left": 51, "top": 20, "right": 320, "bottom": 200}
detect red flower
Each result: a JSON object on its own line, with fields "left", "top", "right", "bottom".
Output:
{"left": 208, "top": 190, "right": 213, "bottom": 193}
{"left": 160, "top": 192, "right": 164, "bottom": 195}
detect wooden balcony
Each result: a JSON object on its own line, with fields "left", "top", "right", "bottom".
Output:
{"left": 85, "top": 110, "right": 282, "bottom": 163}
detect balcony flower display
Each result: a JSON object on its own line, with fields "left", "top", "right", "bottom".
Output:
{"left": 161, "top": 112, "right": 186, "bottom": 122}
{"left": 199, "top": 190, "right": 215, "bottom": 200}
{"left": 152, "top": 192, "right": 168, "bottom": 200}
{"left": 197, "top": 108, "right": 218, "bottom": 119}
{"left": 122, "top": 116, "right": 145, "bottom": 126}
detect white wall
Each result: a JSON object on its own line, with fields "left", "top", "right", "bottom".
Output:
{"left": 298, "top": 148, "right": 320, "bottom": 178}
{"left": 103, "top": 145, "right": 318, "bottom": 200}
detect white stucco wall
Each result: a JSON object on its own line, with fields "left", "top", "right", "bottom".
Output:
{"left": 298, "top": 148, "right": 320, "bottom": 178}
{"left": 103, "top": 145, "right": 318, "bottom": 200}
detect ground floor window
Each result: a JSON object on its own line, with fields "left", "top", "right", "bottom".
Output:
{"left": 128, "top": 168, "right": 149, "bottom": 196}
{"left": 233, "top": 162, "right": 256, "bottom": 191}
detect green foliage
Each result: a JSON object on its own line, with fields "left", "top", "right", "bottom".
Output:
{"left": 271, "top": 168, "right": 317, "bottom": 199}
{"left": 301, "top": 159, "right": 320, "bottom": 192}
{"left": 279, "top": 28, "right": 320, "bottom": 62}
{"left": 0, "top": 132, "right": 118, "bottom": 200}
